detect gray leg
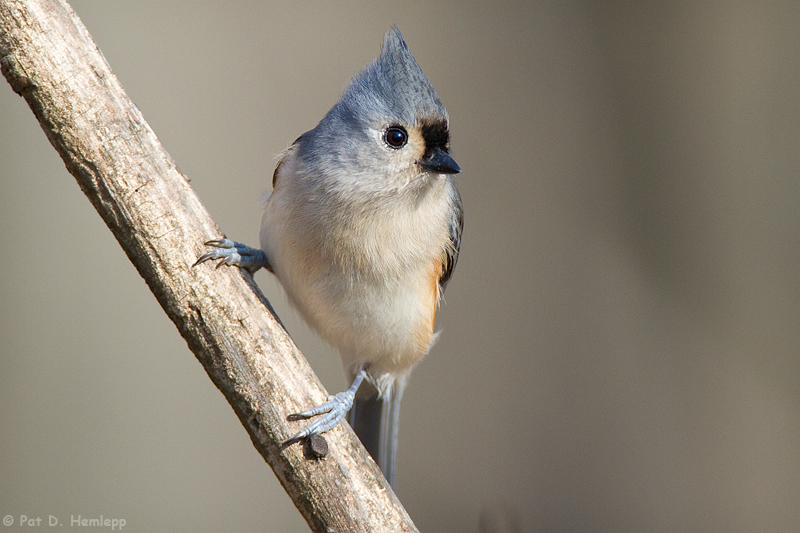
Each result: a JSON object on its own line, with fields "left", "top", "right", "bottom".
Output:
{"left": 285, "top": 368, "right": 367, "bottom": 445}
{"left": 194, "top": 238, "right": 270, "bottom": 273}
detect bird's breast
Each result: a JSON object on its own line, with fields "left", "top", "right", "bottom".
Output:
{"left": 260, "top": 174, "right": 454, "bottom": 376}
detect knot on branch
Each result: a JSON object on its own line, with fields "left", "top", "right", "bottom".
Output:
{"left": 1, "top": 52, "right": 39, "bottom": 94}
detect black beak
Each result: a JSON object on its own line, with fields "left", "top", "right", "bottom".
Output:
{"left": 420, "top": 147, "right": 461, "bottom": 175}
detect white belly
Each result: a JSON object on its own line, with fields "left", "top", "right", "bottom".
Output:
{"left": 260, "top": 174, "right": 452, "bottom": 387}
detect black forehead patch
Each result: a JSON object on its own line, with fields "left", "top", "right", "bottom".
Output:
{"left": 419, "top": 119, "right": 450, "bottom": 150}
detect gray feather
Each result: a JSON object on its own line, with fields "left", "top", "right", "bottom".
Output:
{"left": 440, "top": 185, "right": 463, "bottom": 291}
{"left": 348, "top": 381, "right": 404, "bottom": 489}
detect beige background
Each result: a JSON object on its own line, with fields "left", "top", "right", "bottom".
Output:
{"left": 2, "top": 1, "right": 799, "bottom": 531}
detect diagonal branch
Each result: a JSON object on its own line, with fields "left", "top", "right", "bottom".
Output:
{"left": 0, "top": 1, "right": 418, "bottom": 531}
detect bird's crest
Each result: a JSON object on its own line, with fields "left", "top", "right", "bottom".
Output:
{"left": 339, "top": 26, "right": 448, "bottom": 126}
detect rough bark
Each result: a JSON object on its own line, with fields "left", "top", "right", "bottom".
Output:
{"left": 0, "top": 1, "right": 418, "bottom": 531}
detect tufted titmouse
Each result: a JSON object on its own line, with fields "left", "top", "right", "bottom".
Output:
{"left": 195, "top": 27, "right": 462, "bottom": 488}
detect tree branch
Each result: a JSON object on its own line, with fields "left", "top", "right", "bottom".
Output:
{"left": 0, "top": 1, "right": 418, "bottom": 531}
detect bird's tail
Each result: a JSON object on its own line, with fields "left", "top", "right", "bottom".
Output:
{"left": 348, "top": 380, "right": 404, "bottom": 489}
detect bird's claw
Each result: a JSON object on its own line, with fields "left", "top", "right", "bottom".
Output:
{"left": 284, "top": 369, "right": 367, "bottom": 446}
{"left": 285, "top": 390, "right": 356, "bottom": 445}
{"left": 193, "top": 238, "right": 267, "bottom": 273}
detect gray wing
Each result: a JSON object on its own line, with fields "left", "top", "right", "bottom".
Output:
{"left": 439, "top": 185, "right": 463, "bottom": 292}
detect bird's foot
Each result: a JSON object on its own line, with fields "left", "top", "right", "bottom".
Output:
{"left": 193, "top": 238, "right": 268, "bottom": 273}
{"left": 285, "top": 369, "right": 367, "bottom": 445}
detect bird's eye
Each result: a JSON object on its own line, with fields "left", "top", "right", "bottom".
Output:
{"left": 384, "top": 126, "right": 408, "bottom": 149}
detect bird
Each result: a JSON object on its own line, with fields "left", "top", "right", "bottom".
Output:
{"left": 195, "top": 26, "right": 462, "bottom": 489}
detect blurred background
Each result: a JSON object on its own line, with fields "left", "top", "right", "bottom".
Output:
{"left": 2, "top": 1, "right": 799, "bottom": 531}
